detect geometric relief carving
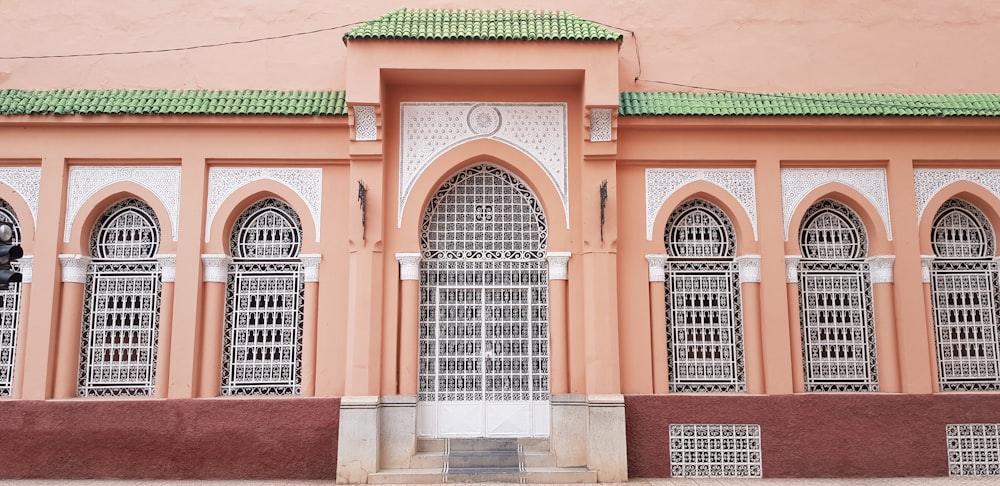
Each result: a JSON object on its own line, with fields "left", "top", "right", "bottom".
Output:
{"left": 400, "top": 103, "right": 568, "bottom": 228}
{"left": 915, "top": 169, "right": 1000, "bottom": 224}
{"left": 205, "top": 168, "right": 323, "bottom": 242}
{"left": 354, "top": 105, "right": 377, "bottom": 141}
{"left": 781, "top": 168, "right": 892, "bottom": 240}
{"left": 645, "top": 168, "right": 757, "bottom": 240}
{"left": 0, "top": 167, "right": 41, "bottom": 229}
{"left": 65, "top": 166, "right": 181, "bottom": 242}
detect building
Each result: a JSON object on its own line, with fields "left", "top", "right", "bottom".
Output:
{"left": 2, "top": 1, "right": 1000, "bottom": 481}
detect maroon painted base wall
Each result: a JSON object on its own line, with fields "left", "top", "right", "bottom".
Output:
{"left": 625, "top": 394, "right": 1000, "bottom": 478}
{"left": 0, "top": 398, "right": 340, "bottom": 479}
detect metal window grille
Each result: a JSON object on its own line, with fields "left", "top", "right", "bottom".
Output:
{"left": 948, "top": 424, "right": 1000, "bottom": 476}
{"left": 931, "top": 199, "right": 1000, "bottom": 391}
{"left": 223, "top": 198, "right": 304, "bottom": 396}
{"left": 418, "top": 165, "right": 549, "bottom": 403}
{"left": 669, "top": 424, "right": 762, "bottom": 478}
{"left": 79, "top": 199, "right": 162, "bottom": 397}
{"left": 664, "top": 200, "right": 744, "bottom": 392}
{"left": 0, "top": 200, "right": 21, "bottom": 397}
{"left": 797, "top": 199, "right": 878, "bottom": 392}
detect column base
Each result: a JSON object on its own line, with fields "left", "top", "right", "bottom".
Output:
{"left": 336, "top": 396, "right": 380, "bottom": 484}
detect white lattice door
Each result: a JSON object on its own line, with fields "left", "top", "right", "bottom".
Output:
{"left": 417, "top": 165, "right": 550, "bottom": 438}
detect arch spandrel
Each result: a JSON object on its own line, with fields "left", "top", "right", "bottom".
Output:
{"left": 65, "top": 166, "right": 181, "bottom": 243}
{"left": 649, "top": 180, "right": 758, "bottom": 256}
{"left": 0, "top": 185, "right": 36, "bottom": 251}
{"left": 645, "top": 168, "right": 758, "bottom": 242}
{"left": 67, "top": 183, "right": 176, "bottom": 255}
{"left": 918, "top": 182, "right": 1000, "bottom": 256}
{"left": 208, "top": 182, "right": 319, "bottom": 255}
{"left": 785, "top": 183, "right": 890, "bottom": 256}
{"left": 781, "top": 168, "right": 891, "bottom": 241}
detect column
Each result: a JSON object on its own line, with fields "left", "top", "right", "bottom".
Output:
{"left": 645, "top": 254, "right": 668, "bottom": 393}
{"left": 11, "top": 256, "right": 32, "bottom": 398}
{"left": 153, "top": 254, "right": 176, "bottom": 398}
{"left": 735, "top": 255, "right": 764, "bottom": 394}
{"left": 756, "top": 160, "right": 794, "bottom": 394}
{"left": 868, "top": 255, "right": 900, "bottom": 392}
{"left": 921, "top": 255, "right": 939, "bottom": 391}
{"left": 53, "top": 254, "right": 90, "bottom": 398}
{"left": 198, "top": 254, "right": 229, "bottom": 397}
{"left": 395, "top": 253, "right": 421, "bottom": 395}
{"left": 785, "top": 255, "right": 805, "bottom": 392}
{"left": 300, "top": 254, "right": 322, "bottom": 397}
{"left": 547, "top": 251, "right": 571, "bottom": 394}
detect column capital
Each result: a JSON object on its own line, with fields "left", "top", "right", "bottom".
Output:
{"left": 201, "top": 254, "right": 231, "bottom": 283}
{"left": 58, "top": 254, "right": 91, "bottom": 284}
{"left": 17, "top": 255, "right": 33, "bottom": 284}
{"left": 155, "top": 254, "right": 177, "bottom": 283}
{"left": 395, "top": 252, "right": 421, "bottom": 281}
{"left": 920, "top": 255, "right": 935, "bottom": 283}
{"left": 546, "top": 251, "right": 571, "bottom": 280}
{"left": 300, "top": 254, "right": 322, "bottom": 282}
{"left": 645, "top": 254, "right": 668, "bottom": 283}
{"left": 734, "top": 254, "right": 762, "bottom": 283}
{"left": 785, "top": 255, "right": 802, "bottom": 283}
{"left": 866, "top": 255, "right": 896, "bottom": 284}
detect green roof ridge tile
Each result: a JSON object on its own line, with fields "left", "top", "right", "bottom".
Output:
{"left": 343, "top": 8, "right": 621, "bottom": 42}
{"left": 0, "top": 89, "right": 346, "bottom": 117}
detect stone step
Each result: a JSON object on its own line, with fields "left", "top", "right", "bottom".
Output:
{"left": 409, "top": 452, "right": 445, "bottom": 469}
{"left": 448, "top": 437, "right": 518, "bottom": 452}
{"left": 448, "top": 449, "right": 520, "bottom": 469}
{"left": 369, "top": 466, "right": 596, "bottom": 484}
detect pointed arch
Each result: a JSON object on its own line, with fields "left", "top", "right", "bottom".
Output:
{"left": 66, "top": 183, "right": 176, "bottom": 255}
{"left": 207, "top": 181, "right": 319, "bottom": 254}
{"left": 0, "top": 184, "right": 35, "bottom": 251}
{"left": 650, "top": 180, "right": 758, "bottom": 256}
{"left": 919, "top": 181, "right": 1000, "bottom": 256}
{"left": 786, "top": 183, "right": 889, "bottom": 256}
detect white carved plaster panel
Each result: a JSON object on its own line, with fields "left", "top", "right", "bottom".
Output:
{"left": 395, "top": 252, "right": 421, "bottom": 281}
{"left": 399, "top": 103, "right": 569, "bottom": 228}
{"left": 205, "top": 168, "right": 323, "bottom": 243}
{"left": 645, "top": 169, "right": 757, "bottom": 240}
{"left": 785, "top": 255, "right": 802, "bottom": 283}
{"left": 734, "top": 255, "right": 762, "bottom": 284}
{"left": 201, "top": 254, "right": 231, "bottom": 283}
{"left": 155, "top": 254, "right": 177, "bottom": 283}
{"left": 300, "top": 254, "right": 322, "bottom": 283}
{"left": 920, "top": 255, "right": 935, "bottom": 283}
{"left": 354, "top": 105, "right": 377, "bottom": 141}
{"left": 780, "top": 168, "right": 891, "bottom": 241}
{"left": 590, "top": 108, "right": 612, "bottom": 142}
{"left": 914, "top": 169, "right": 1000, "bottom": 223}
{"left": 645, "top": 254, "right": 668, "bottom": 282}
{"left": 866, "top": 255, "right": 895, "bottom": 284}
{"left": 0, "top": 167, "right": 41, "bottom": 228}
{"left": 18, "top": 255, "right": 33, "bottom": 284}
{"left": 65, "top": 166, "right": 181, "bottom": 242}
{"left": 59, "top": 254, "right": 92, "bottom": 284}
{"left": 546, "top": 251, "right": 571, "bottom": 280}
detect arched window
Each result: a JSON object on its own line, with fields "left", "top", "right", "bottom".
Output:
{"left": 222, "top": 198, "right": 304, "bottom": 396}
{"left": 664, "top": 199, "right": 744, "bottom": 392}
{"left": 929, "top": 198, "right": 1000, "bottom": 391}
{"left": 797, "top": 199, "right": 877, "bottom": 392}
{"left": 418, "top": 164, "right": 549, "bottom": 438}
{"left": 79, "top": 198, "right": 162, "bottom": 397}
{"left": 0, "top": 199, "right": 22, "bottom": 397}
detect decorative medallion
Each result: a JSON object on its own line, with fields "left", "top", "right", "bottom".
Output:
{"left": 205, "top": 168, "right": 322, "bottom": 243}
{"left": 399, "top": 103, "right": 568, "bottom": 227}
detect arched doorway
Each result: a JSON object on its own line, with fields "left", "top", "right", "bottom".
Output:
{"left": 416, "top": 164, "right": 550, "bottom": 438}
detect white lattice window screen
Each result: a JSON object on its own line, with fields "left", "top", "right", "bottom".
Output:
{"left": 419, "top": 165, "right": 549, "bottom": 403}
{"left": 0, "top": 200, "right": 22, "bottom": 397}
{"left": 669, "top": 424, "right": 762, "bottom": 478}
{"left": 930, "top": 199, "right": 1000, "bottom": 391}
{"left": 948, "top": 424, "right": 1000, "bottom": 476}
{"left": 664, "top": 200, "right": 744, "bottom": 392}
{"left": 223, "top": 198, "right": 304, "bottom": 396}
{"left": 80, "top": 199, "right": 162, "bottom": 397}
{"left": 797, "top": 199, "right": 878, "bottom": 392}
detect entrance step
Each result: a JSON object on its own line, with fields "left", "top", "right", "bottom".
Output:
{"left": 370, "top": 438, "right": 595, "bottom": 484}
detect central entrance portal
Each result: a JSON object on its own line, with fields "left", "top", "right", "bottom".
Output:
{"left": 417, "top": 164, "right": 550, "bottom": 438}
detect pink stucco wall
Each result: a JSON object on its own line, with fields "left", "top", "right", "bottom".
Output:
{"left": 1, "top": 0, "right": 997, "bottom": 94}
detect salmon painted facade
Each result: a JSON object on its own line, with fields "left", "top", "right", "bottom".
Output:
{"left": 2, "top": 2, "right": 1000, "bottom": 481}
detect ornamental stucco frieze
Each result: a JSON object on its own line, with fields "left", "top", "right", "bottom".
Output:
{"left": 65, "top": 166, "right": 181, "bottom": 242}
{"left": 399, "top": 103, "right": 569, "bottom": 227}
{"left": 914, "top": 169, "right": 1000, "bottom": 224}
{"left": 205, "top": 168, "right": 322, "bottom": 242}
{"left": 780, "top": 168, "right": 892, "bottom": 240}
{"left": 0, "top": 167, "right": 41, "bottom": 229}
{"left": 645, "top": 168, "right": 757, "bottom": 240}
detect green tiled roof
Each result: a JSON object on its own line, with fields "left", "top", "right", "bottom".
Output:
{"left": 344, "top": 8, "right": 622, "bottom": 42}
{"left": 620, "top": 92, "right": 1000, "bottom": 117}
{"left": 0, "top": 90, "right": 347, "bottom": 116}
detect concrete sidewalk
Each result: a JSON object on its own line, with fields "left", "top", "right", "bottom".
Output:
{"left": 1, "top": 479, "right": 998, "bottom": 485}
